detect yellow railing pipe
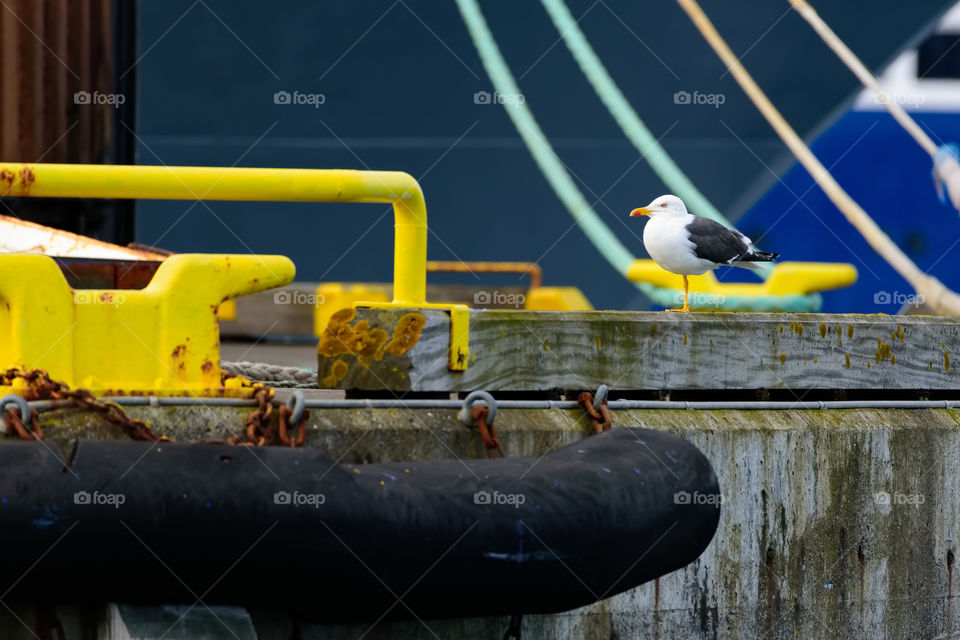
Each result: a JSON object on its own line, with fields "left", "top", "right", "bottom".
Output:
{"left": 0, "top": 163, "right": 427, "bottom": 305}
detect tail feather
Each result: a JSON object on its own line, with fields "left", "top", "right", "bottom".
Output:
{"left": 731, "top": 250, "right": 779, "bottom": 271}
{"left": 741, "top": 250, "right": 779, "bottom": 262}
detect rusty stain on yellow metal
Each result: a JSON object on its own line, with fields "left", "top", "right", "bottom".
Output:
{"left": 0, "top": 253, "right": 294, "bottom": 397}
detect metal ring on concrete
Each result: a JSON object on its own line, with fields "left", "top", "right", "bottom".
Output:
{"left": 593, "top": 384, "right": 609, "bottom": 405}
{"left": 285, "top": 390, "right": 306, "bottom": 426}
{"left": 459, "top": 390, "right": 497, "bottom": 427}
{"left": 0, "top": 394, "right": 31, "bottom": 435}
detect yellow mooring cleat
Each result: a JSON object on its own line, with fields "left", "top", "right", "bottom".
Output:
{"left": 0, "top": 253, "right": 294, "bottom": 397}
{"left": 626, "top": 260, "right": 858, "bottom": 311}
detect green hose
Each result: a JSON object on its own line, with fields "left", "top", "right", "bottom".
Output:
{"left": 454, "top": 0, "right": 820, "bottom": 312}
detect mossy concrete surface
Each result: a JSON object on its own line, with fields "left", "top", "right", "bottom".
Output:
{"left": 7, "top": 405, "right": 959, "bottom": 639}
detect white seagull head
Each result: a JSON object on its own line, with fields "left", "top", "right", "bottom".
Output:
{"left": 630, "top": 194, "right": 688, "bottom": 218}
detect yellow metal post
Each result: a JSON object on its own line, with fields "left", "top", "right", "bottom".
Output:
{"left": 0, "top": 162, "right": 470, "bottom": 373}
{"left": 0, "top": 163, "right": 428, "bottom": 305}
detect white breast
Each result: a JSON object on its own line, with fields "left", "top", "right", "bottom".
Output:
{"left": 642, "top": 214, "right": 717, "bottom": 276}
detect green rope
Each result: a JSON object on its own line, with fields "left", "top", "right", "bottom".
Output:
{"left": 540, "top": 0, "right": 728, "bottom": 227}
{"left": 454, "top": 0, "right": 820, "bottom": 312}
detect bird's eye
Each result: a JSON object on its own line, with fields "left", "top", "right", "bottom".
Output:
{"left": 660, "top": 203, "right": 667, "bottom": 207}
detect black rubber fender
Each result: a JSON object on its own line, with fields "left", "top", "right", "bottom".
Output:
{"left": 0, "top": 427, "right": 720, "bottom": 621}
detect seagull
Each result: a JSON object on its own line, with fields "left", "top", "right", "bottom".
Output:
{"left": 630, "top": 194, "right": 779, "bottom": 312}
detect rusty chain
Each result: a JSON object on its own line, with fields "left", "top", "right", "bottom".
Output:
{"left": 277, "top": 404, "right": 307, "bottom": 447}
{"left": 0, "top": 368, "right": 161, "bottom": 441}
{"left": 0, "top": 368, "right": 304, "bottom": 447}
{"left": 577, "top": 390, "right": 612, "bottom": 434}
{"left": 470, "top": 404, "right": 505, "bottom": 458}
{"left": 2, "top": 405, "right": 42, "bottom": 440}
{"left": 221, "top": 372, "right": 308, "bottom": 447}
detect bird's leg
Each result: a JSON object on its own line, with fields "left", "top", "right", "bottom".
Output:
{"left": 665, "top": 275, "right": 692, "bottom": 312}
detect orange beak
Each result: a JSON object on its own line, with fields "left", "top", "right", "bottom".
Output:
{"left": 630, "top": 207, "right": 651, "bottom": 217}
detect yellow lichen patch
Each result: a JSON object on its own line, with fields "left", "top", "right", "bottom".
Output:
{"left": 779, "top": 324, "right": 784, "bottom": 335}
{"left": 847, "top": 325, "right": 854, "bottom": 339}
{"left": 845, "top": 353, "right": 851, "bottom": 369}
{"left": 895, "top": 324, "right": 905, "bottom": 343}
{"left": 318, "top": 307, "right": 419, "bottom": 366}
{"left": 819, "top": 323, "right": 827, "bottom": 339}
{"left": 322, "top": 358, "right": 350, "bottom": 387}
{"left": 779, "top": 353, "right": 786, "bottom": 365}
{"left": 946, "top": 351, "right": 951, "bottom": 372}
{"left": 876, "top": 339, "right": 892, "bottom": 364}
{"left": 383, "top": 313, "right": 426, "bottom": 357}
{"left": 789, "top": 322, "right": 803, "bottom": 337}
{"left": 683, "top": 334, "right": 688, "bottom": 345}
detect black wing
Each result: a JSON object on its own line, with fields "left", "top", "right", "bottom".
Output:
{"left": 685, "top": 215, "right": 750, "bottom": 264}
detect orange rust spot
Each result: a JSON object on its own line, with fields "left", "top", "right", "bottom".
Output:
{"left": 201, "top": 360, "right": 214, "bottom": 373}
{"left": 322, "top": 358, "right": 350, "bottom": 387}
{"left": 172, "top": 344, "right": 186, "bottom": 359}
{"left": 383, "top": 313, "right": 426, "bottom": 357}
{"left": 18, "top": 167, "right": 35, "bottom": 192}
{"left": 0, "top": 169, "right": 14, "bottom": 185}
